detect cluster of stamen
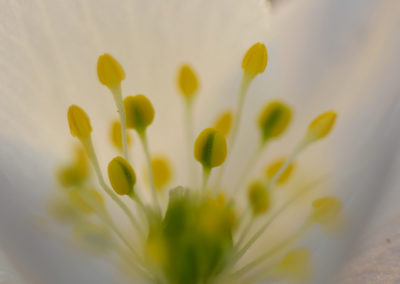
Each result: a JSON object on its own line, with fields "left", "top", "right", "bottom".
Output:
{"left": 51, "top": 42, "right": 341, "bottom": 283}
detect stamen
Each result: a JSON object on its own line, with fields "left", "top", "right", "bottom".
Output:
{"left": 309, "top": 196, "right": 342, "bottom": 226}
{"left": 266, "top": 158, "right": 294, "bottom": 185}
{"left": 97, "top": 54, "right": 125, "bottom": 89}
{"left": 67, "top": 105, "right": 92, "bottom": 139}
{"left": 124, "top": 95, "right": 155, "bottom": 132}
{"left": 108, "top": 156, "right": 136, "bottom": 196}
{"left": 97, "top": 54, "right": 130, "bottom": 161}
{"left": 110, "top": 120, "right": 132, "bottom": 151}
{"left": 273, "top": 248, "right": 311, "bottom": 282}
{"left": 69, "top": 188, "right": 104, "bottom": 214}
{"left": 177, "top": 64, "right": 199, "bottom": 186}
{"left": 305, "top": 111, "right": 337, "bottom": 143}
{"left": 194, "top": 128, "right": 227, "bottom": 193}
{"left": 214, "top": 111, "right": 233, "bottom": 137}
{"left": 177, "top": 64, "right": 199, "bottom": 99}
{"left": 268, "top": 111, "right": 337, "bottom": 188}
{"left": 57, "top": 146, "right": 89, "bottom": 187}
{"left": 258, "top": 101, "right": 292, "bottom": 145}
{"left": 233, "top": 220, "right": 312, "bottom": 278}
{"left": 67, "top": 105, "right": 143, "bottom": 235}
{"left": 215, "top": 43, "right": 268, "bottom": 190}
{"left": 151, "top": 156, "right": 173, "bottom": 191}
{"left": 248, "top": 181, "right": 270, "bottom": 215}
{"left": 242, "top": 42, "right": 268, "bottom": 79}
{"left": 124, "top": 95, "right": 160, "bottom": 212}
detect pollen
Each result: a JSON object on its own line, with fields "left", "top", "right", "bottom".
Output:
{"left": 214, "top": 111, "right": 233, "bottom": 137}
{"left": 107, "top": 156, "right": 136, "bottom": 196}
{"left": 97, "top": 53, "right": 125, "bottom": 89}
{"left": 258, "top": 101, "right": 292, "bottom": 143}
{"left": 266, "top": 158, "right": 294, "bottom": 185}
{"left": 124, "top": 95, "right": 155, "bottom": 133}
{"left": 67, "top": 105, "right": 92, "bottom": 139}
{"left": 110, "top": 120, "right": 132, "bottom": 151}
{"left": 194, "top": 128, "right": 227, "bottom": 169}
{"left": 242, "top": 42, "right": 268, "bottom": 78}
{"left": 177, "top": 64, "right": 199, "bottom": 99}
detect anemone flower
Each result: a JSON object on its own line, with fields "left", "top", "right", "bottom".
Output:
{"left": 1, "top": 0, "right": 400, "bottom": 283}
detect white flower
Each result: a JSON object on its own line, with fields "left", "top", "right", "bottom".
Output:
{"left": 1, "top": 0, "right": 400, "bottom": 283}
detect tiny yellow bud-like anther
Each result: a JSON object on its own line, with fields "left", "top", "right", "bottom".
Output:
{"left": 306, "top": 111, "right": 337, "bottom": 142}
{"left": 310, "top": 196, "right": 342, "bottom": 225}
{"left": 151, "top": 156, "right": 173, "bottom": 190}
{"left": 266, "top": 158, "right": 294, "bottom": 185}
{"left": 67, "top": 105, "right": 92, "bottom": 139}
{"left": 108, "top": 156, "right": 136, "bottom": 196}
{"left": 258, "top": 101, "right": 292, "bottom": 143}
{"left": 248, "top": 181, "right": 270, "bottom": 215}
{"left": 276, "top": 248, "right": 311, "bottom": 281}
{"left": 124, "top": 95, "right": 155, "bottom": 132}
{"left": 97, "top": 54, "right": 125, "bottom": 89}
{"left": 110, "top": 120, "right": 131, "bottom": 150}
{"left": 214, "top": 111, "right": 233, "bottom": 137}
{"left": 177, "top": 64, "right": 199, "bottom": 99}
{"left": 194, "top": 128, "right": 227, "bottom": 169}
{"left": 242, "top": 42, "right": 268, "bottom": 78}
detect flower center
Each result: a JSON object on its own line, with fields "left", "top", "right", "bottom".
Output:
{"left": 51, "top": 43, "right": 342, "bottom": 283}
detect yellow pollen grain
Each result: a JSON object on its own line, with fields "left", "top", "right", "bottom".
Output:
{"left": 107, "top": 156, "right": 136, "bottom": 196}
{"left": 258, "top": 101, "right": 292, "bottom": 143}
{"left": 310, "top": 196, "right": 342, "bottom": 225}
{"left": 177, "top": 64, "right": 199, "bottom": 99}
{"left": 307, "top": 111, "right": 337, "bottom": 142}
{"left": 97, "top": 53, "right": 125, "bottom": 89}
{"left": 151, "top": 156, "right": 173, "bottom": 190}
{"left": 124, "top": 95, "right": 155, "bottom": 132}
{"left": 67, "top": 105, "right": 92, "bottom": 139}
{"left": 194, "top": 128, "right": 227, "bottom": 169}
{"left": 214, "top": 111, "right": 233, "bottom": 137}
{"left": 266, "top": 158, "right": 294, "bottom": 185}
{"left": 110, "top": 120, "right": 132, "bottom": 151}
{"left": 248, "top": 181, "right": 270, "bottom": 215}
{"left": 242, "top": 42, "right": 268, "bottom": 77}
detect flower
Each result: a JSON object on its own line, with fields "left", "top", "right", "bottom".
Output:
{"left": 1, "top": 0, "right": 400, "bottom": 283}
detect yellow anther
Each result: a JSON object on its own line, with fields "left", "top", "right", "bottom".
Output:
{"left": 97, "top": 53, "right": 125, "bottom": 89}
{"left": 67, "top": 105, "right": 92, "bottom": 139}
{"left": 248, "top": 181, "right": 270, "bottom": 215}
{"left": 110, "top": 120, "right": 132, "bottom": 151}
{"left": 57, "top": 147, "right": 89, "bottom": 187}
{"left": 107, "top": 156, "right": 136, "bottom": 196}
{"left": 194, "top": 128, "right": 227, "bottom": 169}
{"left": 310, "top": 196, "right": 342, "bottom": 225}
{"left": 177, "top": 64, "right": 199, "bottom": 99}
{"left": 266, "top": 158, "right": 294, "bottom": 185}
{"left": 276, "top": 248, "right": 311, "bottom": 282}
{"left": 151, "top": 156, "right": 173, "bottom": 190}
{"left": 69, "top": 189, "right": 92, "bottom": 214}
{"left": 242, "top": 42, "right": 268, "bottom": 78}
{"left": 306, "top": 111, "right": 337, "bottom": 142}
{"left": 214, "top": 111, "right": 233, "bottom": 137}
{"left": 258, "top": 101, "right": 292, "bottom": 143}
{"left": 124, "top": 95, "right": 155, "bottom": 132}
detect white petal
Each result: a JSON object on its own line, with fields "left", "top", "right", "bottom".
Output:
{"left": 0, "top": 138, "right": 118, "bottom": 284}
